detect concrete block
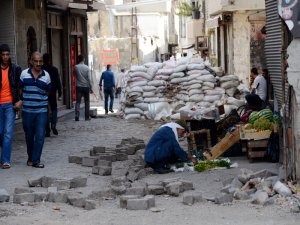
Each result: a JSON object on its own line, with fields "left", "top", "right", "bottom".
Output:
{"left": 111, "top": 176, "right": 127, "bottom": 186}
{"left": 127, "top": 198, "right": 149, "bottom": 210}
{"left": 84, "top": 199, "right": 97, "bottom": 210}
{"left": 125, "top": 186, "right": 146, "bottom": 197}
{"left": 233, "top": 190, "right": 250, "bottom": 200}
{"left": 14, "top": 187, "right": 34, "bottom": 194}
{"left": 67, "top": 193, "right": 86, "bottom": 208}
{"left": 88, "top": 188, "right": 116, "bottom": 200}
{"left": 68, "top": 155, "right": 82, "bottom": 164}
{"left": 147, "top": 185, "right": 165, "bottom": 195}
{"left": 51, "top": 179, "right": 71, "bottom": 190}
{"left": 93, "top": 146, "right": 106, "bottom": 154}
{"left": 48, "top": 192, "right": 68, "bottom": 203}
{"left": 111, "top": 185, "right": 127, "bottom": 195}
{"left": 92, "top": 166, "right": 112, "bottom": 176}
{"left": 97, "top": 160, "right": 112, "bottom": 167}
{"left": 70, "top": 176, "right": 87, "bottom": 188}
{"left": 0, "top": 189, "right": 10, "bottom": 202}
{"left": 48, "top": 187, "right": 58, "bottom": 193}
{"left": 214, "top": 193, "right": 233, "bottom": 204}
{"left": 98, "top": 154, "right": 116, "bottom": 162}
{"left": 82, "top": 157, "right": 98, "bottom": 167}
{"left": 251, "top": 191, "right": 269, "bottom": 205}
{"left": 134, "top": 143, "right": 145, "bottom": 151}
{"left": 28, "top": 177, "right": 42, "bottom": 187}
{"left": 182, "top": 192, "right": 204, "bottom": 205}
{"left": 115, "top": 147, "right": 126, "bottom": 153}
{"left": 116, "top": 153, "right": 128, "bottom": 161}
{"left": 165, "top": 182, "right": 183, "bottom": 197}
{"left": 125, "top": 146, "right": 136, "bottom": 155}
{"left": 160, "top": 178, "right": 180, "bottom": 187}
{"left": 13, "top": 193, "right": 35, "bottom": 204}
{"left": 34, "top": 192, "right": 49, "bottom": 202}
{"left": 144, "top": 195, "right": 155, "bottom": 208}
{"left": 180, "top": 180, "right": 194, "bottom": 192}
{"left": 119, "top": 195, "right": 140, "bottom": 208}
{"left": 41, "top": 176, "right": 57, "bottom": 188}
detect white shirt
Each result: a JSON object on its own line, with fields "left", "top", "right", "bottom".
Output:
{"left": 252, "top": 74, "right": 267, "bottom": 101}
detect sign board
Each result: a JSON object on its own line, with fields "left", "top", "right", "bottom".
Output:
{"left": 100, "top": 49, "right": 119, "bottom": 65}
{"left": 278, "top": 0, "right": 300, "bottom": 37}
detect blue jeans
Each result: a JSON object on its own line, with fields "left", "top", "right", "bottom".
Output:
{"left": 104, "top": 87, "right": 114, "bottom": 111}
{"left": 0, "top": 103, "right": 15, "bottom": 164}
{"left": 22, "top": 111, "right": 48, "bottom": 164}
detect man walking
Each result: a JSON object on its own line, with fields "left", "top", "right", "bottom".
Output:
{"left": 74, "top": 54, "right": 92, "bottom": 121}
{"left": 42, "top": 53, "right": 62, "bottom": 136}
{"left": 20, "top": 52, "right": 51, "bottom": 168}
{"left": 0, "top": 44, "right": 22, "bottom": 169}
{"left": 99, "top": 64, "right": 115, "bottom": 114}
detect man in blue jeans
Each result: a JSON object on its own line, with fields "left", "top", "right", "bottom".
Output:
{"left": 20, "top": 52, "right": 51, "bottom": 168}
{"left": 0, "top": 44, "right": 22, "bottom": 169}
{"left": 99, "top": 64, "right": 115, "bottom": 114}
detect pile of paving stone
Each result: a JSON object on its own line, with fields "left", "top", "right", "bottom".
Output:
{"left": 215, "top": 169, "right": 300, "bottom": 212}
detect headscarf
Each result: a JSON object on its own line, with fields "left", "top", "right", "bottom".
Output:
{"left": 160, "top": 122, "right": 185, "bottom": 143}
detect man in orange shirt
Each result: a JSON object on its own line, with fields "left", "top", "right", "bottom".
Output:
{"left": 0, "top": 44, "right": 22, "bottom": 169}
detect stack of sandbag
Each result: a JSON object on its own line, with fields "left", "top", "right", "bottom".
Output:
{"left": 219, "top": 75, "right": 240, "bottom": 97}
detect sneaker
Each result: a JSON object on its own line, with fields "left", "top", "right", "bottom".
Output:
{"left": 2, "top": 162, "right": 11, "bottom": 169}
{"left": 52, "top": 128, "right": 58, "bottom": 135}
{"left": 109, "top": 109, "right": 114, "bottom": 113}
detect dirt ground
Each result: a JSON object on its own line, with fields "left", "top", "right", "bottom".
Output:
{"left": 0, "top": 114, "right": 300, "bottom": 225}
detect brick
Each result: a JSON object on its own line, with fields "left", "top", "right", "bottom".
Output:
{"left": 182, "top": 192, "right": 204, "bottom": 205}
{"left": 144, "top": 195, "right": 155, "bottom": 208}
{"left": 0, "top": 189, "right": 10, "bottom": 202}
{"left": 127, "top": 198, "right": 149, "bottom": 210}
{"left": 51, "top": 179, "right": 71, "bottom": 190}
{"left": 67, "top": 193, "right": 86, "bottom": 208}
{"left": 41, "top": 176, "right": 57, "bottom": 188}
{"left": 14, "top": 187, "right": 34, "bottom": 194}
{"left": 180, "top": 180, "right": 194, "bottom": 192}
{"left": 88, "top": 188, "right": 116, "bottom": 200}
{"left": 34, "top": 192, "right": 49, "bottom": 202}
{"left": 84, "top": 199, "right": 97, "bottom": 210}
{"left": 28, "top": 177, "right": 42, "bottom": 187}
{"left": 68, "top": 155, "right": 82, "bottom": 164}
{"left": 214, "top": 193, "right": 233, "bottom": 204}
{"left": 48, "top": 192, "right": 68, "bottom": 203}
{"left": 147, "top": 185, "right": 165, "bottom": 195}
{"left": 92, "top": 166, "right": 112, "bottom": 176}
{"left": 116, "top": 153, "right": 128, "bottom": 161}
{"left": 98, "top": 154, "right": 116, "bottom": 162}
{"left": 70, "top": 176, "right": 87, "bottom": 188}
{"left": 13, "top": 193, "right": 35, "bottom": 204}
{"left": 165, "top": 182, "right": 183, "bottom": 197}
{"left": 82, "top": 157, "right": 98, "bottom": 167}
{"left": 125, "top": 186, "right": 146, "bottom": 197}
{"left": 119, "top": 195, "right": 139, "bottom": 208}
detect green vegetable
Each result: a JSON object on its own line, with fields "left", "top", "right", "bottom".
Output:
{"left": 194, "top": 159, "right": 231, "bottom": 173}
{"left": 253, "top": 117, "right": 274, "bottom": 131}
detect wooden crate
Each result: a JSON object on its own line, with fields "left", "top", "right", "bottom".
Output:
{"left": 247, "top": 139, "right": 269, "bottom": 160}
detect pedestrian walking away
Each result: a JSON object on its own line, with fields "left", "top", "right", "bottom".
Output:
{"left": 20, "top": 51, "right": 51, "bottom": 168}
{"left": 0, "top": 44, "right": 22, "bottom": 169}
{"left": 74, "top": 54, "right": 93, "bottom": 121}
{"left": 99, "top": 64, "right": 115, "bottom": 114}
{"left": 42, "top": 53, "right": 62, "bottom": 136}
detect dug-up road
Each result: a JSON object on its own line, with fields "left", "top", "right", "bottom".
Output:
{"left": 0, "top": 114, "right": 299, "bottom": 225}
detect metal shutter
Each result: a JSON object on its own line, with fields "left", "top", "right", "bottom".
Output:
{"left": 265, "top": 0, "right": 283, "bottom": 108}
{"left": 0, "top": 0, "right": 15, "bottom": 63}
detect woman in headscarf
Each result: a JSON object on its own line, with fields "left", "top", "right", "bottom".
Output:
{"left": 144, "top": 120, "right": 197, "bottom": 174}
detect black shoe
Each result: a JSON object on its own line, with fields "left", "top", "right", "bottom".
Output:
{"left": 52, "top": 128, "right": 58, "bottom": 135}
{"left": 85, "top": 118, "right": 91, "bottom": 121}
{"left": 109, "top": 109, "right": 114, "bottom": 113}
{"left": 154, "top": 168, "right": 172, "bottom": 174}
{"left": 75, "top": 117, "right": 79, "bottom": 121}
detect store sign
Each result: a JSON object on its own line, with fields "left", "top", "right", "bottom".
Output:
{"left": 278, "top": 0, "right": 300, "bottom": 37}
{"left": 100, "top": 49, "right": 119, "bottom": 65}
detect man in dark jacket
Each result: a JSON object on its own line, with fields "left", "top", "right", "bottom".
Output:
{"left": 42, "top": 53, "right": 62, "bottom": 136}
{"left": 0, "top": 44, "right": 22, "bottom": 169}
{"left": 99, "top": 64, "right": 115, "bottom": 114}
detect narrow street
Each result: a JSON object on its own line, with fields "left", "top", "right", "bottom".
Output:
{"left": 0, "top": 100, "right": 299, "bottom": 225}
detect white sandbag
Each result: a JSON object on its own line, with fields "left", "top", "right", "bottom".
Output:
{"left": 187, "top": 63, "right": 205, "bottom": 70}
{"left": 188, "top": 83, "right": 202, "bottom": 90}
{"left": 203, "top": 81, "right": 215, "bottom": 88}
{"left": 189, "top": 94, "right": 204, "bottom": 102}
{"left": 219, "top": 75, "right": 239, "bottom": 82}
{"left": 225, "top": 87, "right": 237, "bottom": 97}
{"left": 197, "top": 75, "right": 216, "bottom": 83}
{"left": 129, "top": 80, "right": 148, "bottom": 88}
{"left": 156, "top": 86, "right": 166, "bottom": 92}
{"left": 148, "top": 80, "right": 167, "bottom": 87}
{"left": 129, "top": 71, "right": 152, "bottom": 80}
{"left": 170, "top": 113, "right": 181, "bottom": 120}
{"left": 200, "top": 70, "right": 212, "bottom": 75}
{"left": 176, "top": 57, "right": 190, "bottom": 66}
{"left": 190, "top": 57, "right": 204, "bottom": 64}
{"left": 196, "top": 101, "right": 212, "bottom": 108}
{"left": 179, "top": 90, "right": 189, "bottom": 95}
{"left": 125, "top": 107, "right": 144, "bottom": 114}
{"left": 173, "top": 64, "right": 187, "bottom": 73}
{"left": 148, "top": 102, "right": 173, "bottom": 120}
{"left": 187, "top": 70, "right": 203, "bottom": 76}
{"left": 128, "top": 86, "right": 143, "bottom": 93}
{"left": 157, "top": 68, "right": 174, "bottom": 75}
{"left": 158, "top": 97, "right": 169, "bottom": 102}
{"left": 203, "top": 95, "right": 221, "bottom": 103}
{"left": 147, "top": 66, "right": 160, "bottom": 77}
{"left": 185, "top": 79, "right": 202, "bottom": 86}
{"left": 220, "top": 80, "right": 240, "bottom": 89}
{"left": 143, "top": 91, "right": 156, "bottom": 98}
{"left": 134, "top": 102, "right": 148, "bottom": 111}
{"left": 125, "top": 114, "right": 141, "bottom": 120}
{"left": 224, "top": 104, "right": 238, "bottom": 115}
{"left": 127, "top": 91, "right": 142, "bottom": 98}
{"left": 128, "top": 76, "right": 148, "bottom": 82}
{"left": 169, "top": 72, "right": 185, "bottom": 79}
{"left": 170, "top": 77, "right": 189, "bottom": 84}
{"left": 202, "top": 86, "right": 214, "bottom": 90}
{"left": 187, "top": 73, "right": 201, "bottom": 81}
{"left": 144, "top": 62, "right": 163, "bottom": 68}
{"left": 154, "top": 75, "right": 169, "bottom": 80}
{"left": 163, "top": 57, "right": 176, "bottom": 69}
{"left": 189, "top": 89, "right": 203, "bottom": 96}
{"left": 226, "top": 97, "right": 245, "bottom": 107}
{"left": 175, "top": 94, "right": 189, "bottom": 102}
{"left": 142, "top": 85, "right": 156, "bottom": 92}
{"left": 144, "top": 97, "right": 160, "bottom": 103}
{"left": 204, "top": 88, "right": 225, "bottom": 96}
{"left": 130, "top": 65, "right": 147, "bottom": 72}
